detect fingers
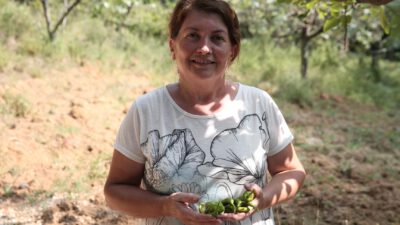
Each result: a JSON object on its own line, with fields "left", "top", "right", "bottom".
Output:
{"left": 180, "top": 206, "right": 223, "bottom": 225}
{"left": 244, "top": 183, "right": 262, "bottom": 210}
{"left": 190, "top": 213, "right": 223, "bottom": 225}
{"left": 218, "top": 212, "right": 251, "bottom": 221}
{"left": 244, "top": 183, "right": 261, "bottom": 194}
{"left": 168, "top": 192, "right": 223, "bottom": 225}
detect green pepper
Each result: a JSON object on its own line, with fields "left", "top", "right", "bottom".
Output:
{"left": 198, "top": 202, "right": 206, "bottom": 214}
{"left": 223, "top": 203, "right": 236, "bottom": 213}
{"left": 247, "top": 204, "right": 255, "bottom": 211}
{"left": 221, "top": 197, "right": 234, "bottom": 205}
{"left": 234, "top": 198, "right": 242, "bottom": 207}
{"left": 198, "top": 189, "right": 256, "bottom": 215}
{"left": 202, "top": 201, "right": 225, "bottom": 217}
{"left": 237, "top": 206, "right": 250, "bottom": 213}
{"left": 221, "top": 197, "right": 236, "bottom": 213}
{"left": 241, "top": 190, "right": 255, "bottom": 202}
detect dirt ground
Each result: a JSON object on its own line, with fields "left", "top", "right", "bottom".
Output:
{"left": 0, "top": 61, "right": 399, "bottom": 225}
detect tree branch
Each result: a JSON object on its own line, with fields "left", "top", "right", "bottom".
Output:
{"left": 50, "top": 0, "right": 81, "bottom": 39}
{"left": 356, "top": 0, "right": 394, "bottom": 5}
{"left": 40, "top": 0, "right": 52, "bottom": 39}
{"left": 308, "top": 26, "right": 324, "bottom": 40}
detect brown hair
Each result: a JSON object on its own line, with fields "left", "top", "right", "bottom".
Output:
{"left": 169, "top": 0, "right": 241, "bottom": 61}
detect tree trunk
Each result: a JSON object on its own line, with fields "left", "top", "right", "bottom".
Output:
{"left": 370, "top": 41, "right": 381, "bottom": 82}
{"left": 341, "top": 6, "right": 349, "bottom": 56}
{"left": 297, "top": 11, "right": 323, "bottom": 79}
{"left": 300, "top": 27, "right": 309, "bottom": 79}
{"left": 40, "top": 0, "right": 53, "bottom": 40}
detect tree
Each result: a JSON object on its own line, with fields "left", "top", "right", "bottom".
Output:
{"left": 299, "top": 12, "right": 324, "bottom": 78}
{"left": 40, "top": 0, "right": 81, "bottom": 41}
{"left": 347, "top": 4, "right": 400, "bottom": 82}
{"left": 278, "top": 0, "right": 400, "bottom": 79}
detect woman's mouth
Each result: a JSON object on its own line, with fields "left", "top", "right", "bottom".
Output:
{"left": 191, "top": 58, "right": 215, "bottom": 65}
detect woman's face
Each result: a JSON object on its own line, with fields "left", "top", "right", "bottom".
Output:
{"left": 169, "top": 10, "right": 237, "bottom": 81}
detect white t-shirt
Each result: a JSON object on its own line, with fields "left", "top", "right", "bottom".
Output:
{"left": 114, "top": 83, "right": 294, "bottom": 225}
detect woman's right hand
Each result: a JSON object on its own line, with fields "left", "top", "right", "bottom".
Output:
{"left": 165, "top": 192, "right": 223, "bottom": 225}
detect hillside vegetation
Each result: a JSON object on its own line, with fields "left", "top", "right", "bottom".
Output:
{"left": 0, "top": 1, "right": 399, "bottom": 224}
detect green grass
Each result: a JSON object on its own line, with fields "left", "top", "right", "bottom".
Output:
{"left": 0, "top": 44, "right": 11, "bottom": 71}
{"left": 0, "top": 0, "right": 35, "bottom": 42}
{"left": 0, "top": 91, "right": 31, "bottom": 118}
{"left": 49, "top": 150, "right": 111, "bottom": 195}
{"left": 2, "top": 184, "right": 14, "bottom": 198}
{"left": 27, "top": 190, "right": 54, "bottom": 205}
{"left": 87, "top": 152, "right": 110, "bottom": 181}
{"left": 2, "top": 0, "right": 400, "bottom": 111}
{"left": 55, "top": 125, "right": 80, "bottom": 136}
{"left": 1, "top": 1, "right": 399, "bottom": 110}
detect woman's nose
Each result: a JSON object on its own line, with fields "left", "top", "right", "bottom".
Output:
{"left": 197, "top": 38, "right": 212, "bottom": 55}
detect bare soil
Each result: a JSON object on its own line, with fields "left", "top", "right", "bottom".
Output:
{"left": 0, "top": 61, "right": 399, "bottom": 225}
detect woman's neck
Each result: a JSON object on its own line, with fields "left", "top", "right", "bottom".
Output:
{"left": 178, "top": 76, "right": 227, "bottom": 104}
{"left": 167, "top": 79, "right": 238, "bottom": 115}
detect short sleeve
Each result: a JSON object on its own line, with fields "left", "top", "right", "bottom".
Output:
{"left": 113, "top": 102, "right": 146, "bottom": 163}
{"left": 265, "top": 96, "right": 294, "bottom": 156}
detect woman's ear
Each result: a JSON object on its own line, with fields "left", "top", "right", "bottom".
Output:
{"left": 169, "top": 39, "right": 176, "bottom": 60}
{"left": 230, "top": 44, "right": 239, "bottom": 62}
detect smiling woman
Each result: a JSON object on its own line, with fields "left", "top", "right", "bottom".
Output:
{"left": 166, "top": 0, "right": 241, "bottom": 115}
{"left": 103, "top": 1, "right": 306, "bottom": 225}
{"left": 172, "top": 12, "right": 229, "bottom": 76}
{"left": 167, "top": 8, "right": 239, "bottom": 115}
{"left": 169, "top": 10, "right": 236, "bottom": 80}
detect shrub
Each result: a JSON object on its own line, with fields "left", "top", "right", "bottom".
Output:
{"left": 0, "top": 0, "right": 35, "bottom": 42}
{"left": 274, "top": 76, "right": 315, "bottom": 107}
{"left": 0, "top": 92, "right": 31, "bottom": 117}
{"left": 0, "top": 45, "right": 10, "bottom": 71}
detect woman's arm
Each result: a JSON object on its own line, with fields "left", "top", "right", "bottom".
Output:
{"left": 104, "top": 150, "right": 222, "bottom": 225}
{"left": 104, "top": 149, "right": 166, "bottom": 217}
{"left": 258, "top": 142, "right": 306, "bottom": 209}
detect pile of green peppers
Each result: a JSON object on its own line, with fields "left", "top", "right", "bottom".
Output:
{"left": 198, "top": 191, "right": 256, "bottom": 217}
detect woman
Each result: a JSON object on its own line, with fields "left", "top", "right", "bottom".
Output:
{"left": 104, "top": 0, "right": 306, "bottom": 225}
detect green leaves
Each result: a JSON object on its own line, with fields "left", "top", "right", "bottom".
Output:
{"left": 289, "top": 0, "right": 396, "bottom": 35}
{"left": 323, "top": 16, "right": 341, "bottom": 31}
{"left": 379, "top": 6, "right": 390, "bottom": 34}
{"left": 370, "top": 4, "right": 394, "bottom": 35}
{"left": 305, "top": 0, "right": 320, "bottom": 10}
{"left": 385, "top": 0, "right": 400, "bottom": 37}
{"left": 323, "top": 15, "right": 352, "bottom": 31}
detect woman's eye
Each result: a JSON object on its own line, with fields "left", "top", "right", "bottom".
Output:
{"left": 186, "top": 33, "right": 199, "bottom": 39}
{"left": 212, "top": 35, "right": 226, "bottom": 42}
